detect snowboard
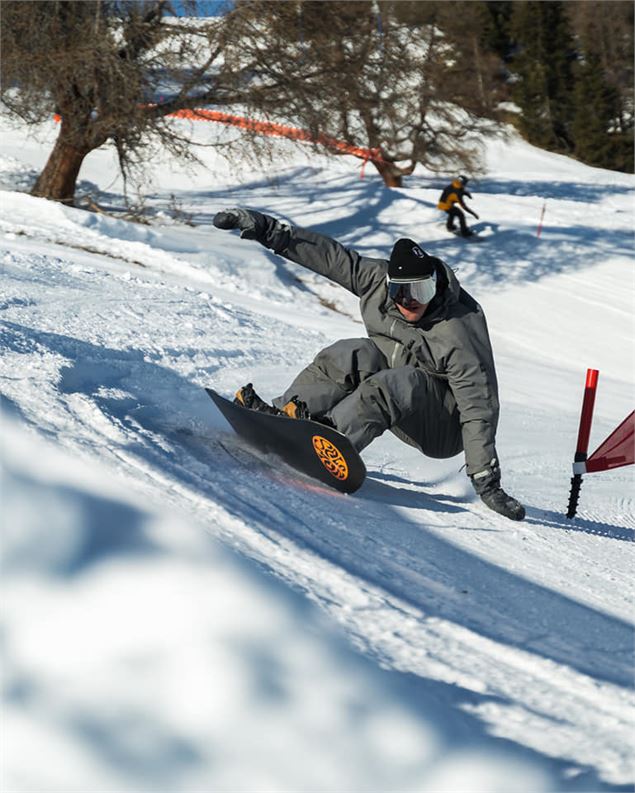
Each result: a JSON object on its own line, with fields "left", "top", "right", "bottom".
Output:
{"left": 206, "top": 388, "right": 366, "bottom": 494}
{"left": 450, "top": 229, "right": 485, "bottom": 243}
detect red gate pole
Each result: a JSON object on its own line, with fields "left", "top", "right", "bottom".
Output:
{"left": 567, "top": 368, "right": 599, "bottom": 518}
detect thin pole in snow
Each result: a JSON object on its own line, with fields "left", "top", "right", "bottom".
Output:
{"left": 536, "top": 200, "right": 546, "bottom": 238}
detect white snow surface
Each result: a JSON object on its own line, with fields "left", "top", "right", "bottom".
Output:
{"left": 1, "top": 117, "right": 634, "bottom": 792}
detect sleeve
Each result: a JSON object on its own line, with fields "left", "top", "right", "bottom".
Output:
{"left": 251, "top": 212, "right": 384, "bottom": 297}
{"left": 443, "top": 316, "right": 500, "bottom": 476}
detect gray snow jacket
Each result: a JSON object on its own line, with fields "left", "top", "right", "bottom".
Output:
{"left": 249, "top": 213, "right": 500, "bottom": 476}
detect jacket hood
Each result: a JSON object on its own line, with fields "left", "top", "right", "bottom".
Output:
{"left": 417, "top": 259, "right": 461, "bottom": 325}
{"left": 439, "top": 259, "right": 461, "bottom": 300}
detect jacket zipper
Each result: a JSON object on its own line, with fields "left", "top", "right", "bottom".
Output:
{"left": 389, "top": 319, "right": 400, "bottom": 367}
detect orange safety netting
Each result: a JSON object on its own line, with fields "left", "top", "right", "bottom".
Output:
{"left": 586, "top": 410, "right": 635, "bottom": 473}
{"left": 53, "top": 108, "right": 386, "bottom": 167}
{"left": 172, "top": 108, "right": 386, "bottom": 164}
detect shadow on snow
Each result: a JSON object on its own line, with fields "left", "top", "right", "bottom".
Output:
{"left": 4, "top": 320, "right": 632, "bottom": 684}
{"left": 168, "top": 166, "right": 634, "bottom": 288}
{"left": 4, "top": 320, "right": 632, "bottom": 791}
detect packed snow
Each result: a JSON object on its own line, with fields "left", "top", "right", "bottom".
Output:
{"left": 1, "top": 115, "right": 634, "bottom": 792}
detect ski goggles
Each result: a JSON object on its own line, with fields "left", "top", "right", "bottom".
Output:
{"left": 387, "top": 271, "right": 437, "bottom": 308}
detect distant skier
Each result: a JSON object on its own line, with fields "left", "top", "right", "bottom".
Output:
{"left": 437, "top": 175, "right": 479, "bottom": 237}
{"left": 212, "top": 208, "right": 525, "bottom": 521}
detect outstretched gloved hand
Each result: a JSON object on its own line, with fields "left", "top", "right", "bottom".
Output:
{"left": 213, "top": 208, "right": 260, "bottom": 239}
{"left": 471, "top": 460, "right": 525, "bottom": 521}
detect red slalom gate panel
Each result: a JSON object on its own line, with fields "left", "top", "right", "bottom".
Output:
{"left": 586, "top": 410, "right": 635, "bottom": 473}
{"left": 567, "top": 369, "right": 634, "bottom": 518}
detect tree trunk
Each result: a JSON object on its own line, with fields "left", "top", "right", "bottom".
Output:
{"left": 373, "top": 159, "right": 403, "bottom": 187}
{"left": 31, "top": 123, "right": 90, "bottom": 205}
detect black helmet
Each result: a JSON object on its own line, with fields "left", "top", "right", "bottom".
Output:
{"left": 458, "top": 175, "right": 469, "bottom": 185}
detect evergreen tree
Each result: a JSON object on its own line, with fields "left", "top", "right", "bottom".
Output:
{"left": 509, "top": 1, "right": 576, "bottom": 151}
{"left": 568, "top": 1, "right": 634, "bottom": 172}
{"left": 479, "top": 1, "right": 514, "bottom": 62}
{"left": 572, "top": 53, "right": 633, "bottom": 172}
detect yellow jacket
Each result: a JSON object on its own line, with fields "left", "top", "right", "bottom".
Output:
{"left": 438, "top": 179, "right": 470, "bottom": 211}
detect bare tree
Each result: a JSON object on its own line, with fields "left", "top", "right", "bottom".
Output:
{"left": 226, "top": 1, "right": 505, "bottom": 187}
{"left": 0, "top": 0, "right": 275, "bottom": 205}
{"left": 1, "top": 0, "right": 510, "bottom": 201}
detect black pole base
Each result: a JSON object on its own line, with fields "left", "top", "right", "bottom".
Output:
{"left": 566, "top": 474, "right": 583, "bottom": 519}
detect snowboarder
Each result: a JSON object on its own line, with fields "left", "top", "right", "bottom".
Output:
{"left": 437, "top": 175, "right": 478, "bottom": 238}
{"left": 212, "top": 208, "right": 525, "bottom": 521}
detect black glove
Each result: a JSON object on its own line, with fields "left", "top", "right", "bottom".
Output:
{"left": 471, "top": 460, "right": 525, "bottom": 521}
{"left": 213, "top": 208, "right": 259, "bottom": 239}
{"left": 470, "top": 211, "right": 479, "bottom": 220}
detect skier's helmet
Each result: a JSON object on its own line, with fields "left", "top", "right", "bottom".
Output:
{"left": 458, "top": 175, "right": 469, "bottom": 186}
{"left": 387, "top": 239, "right": 439, "bottom": 307}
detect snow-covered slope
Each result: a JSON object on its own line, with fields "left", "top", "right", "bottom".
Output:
{"left": 1, "top": 116, "right": 634, "bottom": 792}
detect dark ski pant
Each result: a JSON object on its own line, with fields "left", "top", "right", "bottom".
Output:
{"left": 445, "top": 206, "right": 468, "bottom": 235}
{"left": 273, "top": 338, "right": 463, "bottom": 459}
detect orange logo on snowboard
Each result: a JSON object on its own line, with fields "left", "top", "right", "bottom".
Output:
{"left": 312, "top": 435, "right": 349, "bottom": 481}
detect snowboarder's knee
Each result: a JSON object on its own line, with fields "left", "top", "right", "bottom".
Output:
{"left": 315, "top": 338, "right": 387, "bottom": 378}
{"left": 358, "top": 366, "right": 424, "bottom": 414}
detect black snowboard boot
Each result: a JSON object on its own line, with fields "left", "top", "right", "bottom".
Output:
{"left": 234, "top": 383, "right": 282, "bottom": 415}
{"left": 281, "top": 396, "right": 336, "bottom": 428}
{"left": 281, "top": 396, "right": 312, "bottom": 420}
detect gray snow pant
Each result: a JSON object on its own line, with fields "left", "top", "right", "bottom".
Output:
{"left": 273, "top": 338, "right": 463, "bottom": 459}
